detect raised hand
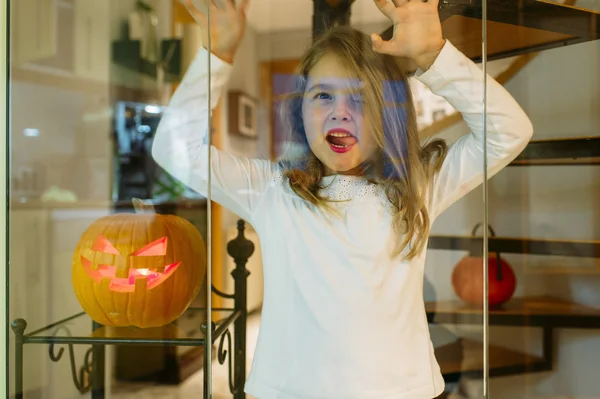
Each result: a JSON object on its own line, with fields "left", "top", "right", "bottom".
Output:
{"left": 182, "top": 0, "right": 250, "bottom": 63}
{"left": 370, "top": 0, "right": 445, "bottom": 70}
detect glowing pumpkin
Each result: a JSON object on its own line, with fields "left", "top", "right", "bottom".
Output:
{"left": 71, "top": 212, "right": 206, "bottom": 328}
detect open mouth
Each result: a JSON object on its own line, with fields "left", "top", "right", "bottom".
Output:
{"left": 326, "top": 129, "right": 358, "bottom": 153}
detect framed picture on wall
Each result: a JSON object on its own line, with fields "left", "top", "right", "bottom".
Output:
{"left": 228, "top": 91, "right": 258, "bottom": 139}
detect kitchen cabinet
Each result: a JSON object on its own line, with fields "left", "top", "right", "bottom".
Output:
{"left": 46, "top": 207, "right": 112, "bottom": 399}
{"left": 9, "top": 206, "right": 112, "bottom": 399}
{"left": 73, "top": 0, "right": 110, "bottom": 82}
{"left": 8, "top": 209, "right": 50, "bottom": 397}
{"left": 11, "top": 0, "right": 110, "bottom": 83}
{"left": 11, "top": 0, "right": 58, "bottom": 65}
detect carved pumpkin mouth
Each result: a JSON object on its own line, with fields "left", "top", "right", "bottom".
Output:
{"left": 80, "top": 234, "right": 182, "bottom": 293}
{"left": 81, "top": 257, "right": 181, "bottom": 293}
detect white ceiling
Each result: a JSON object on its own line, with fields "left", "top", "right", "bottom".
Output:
{"left": 245, "top": 0, "right": 390, "bottom": 33}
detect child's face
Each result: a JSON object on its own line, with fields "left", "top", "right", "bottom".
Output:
{"left": 301, "top": 54, "right": 379, "bottom": 175}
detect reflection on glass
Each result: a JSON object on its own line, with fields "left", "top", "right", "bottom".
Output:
{"left": 7, "top": 1, "right": 214, "bottom": 398}
{"left": 14, "top": 0, "right": 596, "bottom": 398}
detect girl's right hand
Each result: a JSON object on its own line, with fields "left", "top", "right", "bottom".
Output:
{"left": 182, "top": 0, "right": 250, "bottom": 64}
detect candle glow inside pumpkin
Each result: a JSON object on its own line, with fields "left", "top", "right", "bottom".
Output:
{"left": 80, "top": 235, "right": 181, "bottom": 293}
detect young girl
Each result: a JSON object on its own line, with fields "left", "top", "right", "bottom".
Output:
{"left": 152, "top": 0, "right": 534, "bottom": 397}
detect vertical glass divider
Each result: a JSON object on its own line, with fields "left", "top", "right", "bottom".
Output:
{"left": 481, "top": 0, "right": 490, "bottom": 397}
{"left": 0, "top": 0, "right": 8, "bottom": 396}
{"left": 205, "top": 2, "right": 213, "bottom": 398}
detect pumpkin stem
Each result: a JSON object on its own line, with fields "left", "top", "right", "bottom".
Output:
{"left": 132, "top": 198, "right": 156, "bottom": 214}
{"left": 496, "top": 255, "right": 504, "bottom": 281}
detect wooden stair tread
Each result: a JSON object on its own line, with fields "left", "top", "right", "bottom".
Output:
{"left": 426, "top": 295, "right": 600, "bottom": 318}
{"left": 435, "top": 339, "right": 545, "bottom": 375}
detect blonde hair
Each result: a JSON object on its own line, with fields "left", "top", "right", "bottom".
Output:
{"left": 276, "top": 26, "right": 448, "bottom": 260}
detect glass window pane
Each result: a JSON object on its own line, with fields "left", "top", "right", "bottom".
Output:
{"left": 426, "top": 2, "right": 490, "bottom": 398}
{"left": 0, "top": 0, "right": 7, "bottom": 397}
{"left": 15, "top": 0, "right": 598, "bottom": 397}
{"left": 197, "top": 1, "right": 490, "bottom": 398}
{"left": 484, "top": 0, "right": 600, "bottom": 398}
{"left": 7, "top": 1, "right": 214, "bottom": 397}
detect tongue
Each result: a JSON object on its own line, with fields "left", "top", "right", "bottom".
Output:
{"left": 328, "top": 136, "right": 358, "bottom": 146}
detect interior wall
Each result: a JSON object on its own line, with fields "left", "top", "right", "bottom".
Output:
{"left": 257, "top": 21, "right": 389, "bottom": 61}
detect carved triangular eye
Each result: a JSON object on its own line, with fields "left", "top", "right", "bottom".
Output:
{"left": 132, "top": 237, "right": 168, "bottom": 256}
{"left": 92, "top": 235, "right": 120, "bottom": 255}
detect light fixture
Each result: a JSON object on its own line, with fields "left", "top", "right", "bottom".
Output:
{"left": 144, "top": 105, "right": 162, "bottom": 114}
{"left": 23, "top": 128, "right": 40, "bottom": 137}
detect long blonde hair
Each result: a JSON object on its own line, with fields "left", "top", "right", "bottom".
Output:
{"left": 276, "top": 26, "right": 448, "bottom": 260}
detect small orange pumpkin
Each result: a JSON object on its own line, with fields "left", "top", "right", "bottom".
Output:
{"left": 451, "top": 224, "right": 517, "bottom": 308}
{"left": 71, "top": 210, "right": 206, "bottom": 328}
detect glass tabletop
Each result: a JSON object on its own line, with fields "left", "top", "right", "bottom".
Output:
{"left": 16, "top": 308, "right": 239, "bottom": 346}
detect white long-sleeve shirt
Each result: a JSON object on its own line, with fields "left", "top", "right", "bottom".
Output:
{"left": 152, "top": 39, "right": 533, "bottom": 399}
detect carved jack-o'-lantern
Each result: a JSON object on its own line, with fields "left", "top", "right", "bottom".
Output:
{"left": 71, "top": 211, "right": 206, "bottom": 328}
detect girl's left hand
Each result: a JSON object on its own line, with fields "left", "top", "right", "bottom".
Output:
{"left": 371, "top": 0, "right": 445, "bottom": 70}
